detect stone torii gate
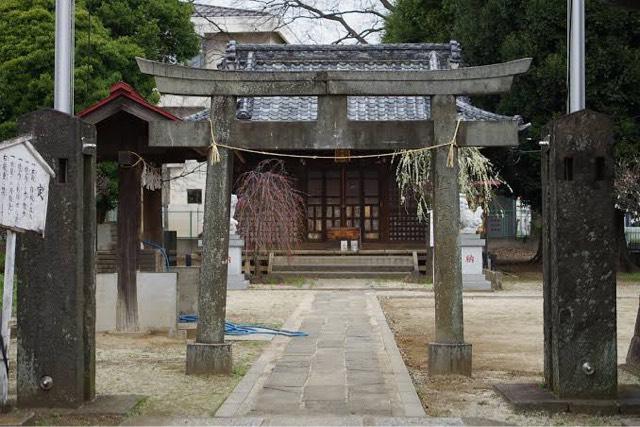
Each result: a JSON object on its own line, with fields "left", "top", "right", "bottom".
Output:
{"left": 137, "top": 55, "right": 531, "bottom": 376}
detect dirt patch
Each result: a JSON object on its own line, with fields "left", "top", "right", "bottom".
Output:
{"left": 489, "top": 238, "right": 539, "bottom": 264}
{"left": 95, "top": 333, "right": 264, "bottom": 417}
{"left": 380, "top": 291, "right": 640, "bottom": 425}
{"left": 12, "top": 290, "right": 308, "bottom": 425}
{"left": 225, "top": 289, "right": 308, "bottom": 327}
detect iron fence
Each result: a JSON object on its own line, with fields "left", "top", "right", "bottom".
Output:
{"left": 163, "top": 208, "right": 204, "bottom": 239}
{"left": 627, "top": 228, "right": 640, "bottom": 251}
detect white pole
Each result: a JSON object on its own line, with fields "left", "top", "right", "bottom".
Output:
{"left": 568, "top": 0, "right": 586, "bottom": 113}
{"left": 0, "top": 231, "right": 17, "bottom": 408}
{"left": 54, "top": 0, "right": 75, "bottom": 114}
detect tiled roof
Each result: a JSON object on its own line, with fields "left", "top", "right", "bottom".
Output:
{"left": 185, "top": 42, "right": 524, "bottom": 126}
{"left": 78, "top": 82, "right": 180, "bottom": 122}
{"left": 192, "top": 3, "right": 269, "bottom": 18}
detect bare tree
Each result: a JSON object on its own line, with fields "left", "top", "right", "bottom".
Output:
{"left": 190, "top": 0, "right": 395, "bottom": 45}
{"left": 249, "top": 0, "right": 394, "bottom": 44}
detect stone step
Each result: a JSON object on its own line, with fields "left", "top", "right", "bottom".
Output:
{"left": 272, "top": 255, "right": 414, "bottom": 267}
{"left": 275, "top": 271, "right": 412, "bottom": 279}
{"left": 272, "top": 264, "right": 413, "bottom": 273}
{"left": 121, "top": 415, "right": 465, "bottom": 426}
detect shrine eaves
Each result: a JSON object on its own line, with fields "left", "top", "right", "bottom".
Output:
{"left": 136, "top": 42, "right": 532, "bottom": 151}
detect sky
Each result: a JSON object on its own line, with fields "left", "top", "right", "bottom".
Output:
{"left": 192, "top": 0, "right": 388, "bottom": 44}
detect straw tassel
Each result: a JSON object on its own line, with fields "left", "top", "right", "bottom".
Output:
{"left": 447, "top": 119, "right": 462, "bottom": 168}
{"left": 209, "top": 119, "right": 221, "bottom": 164}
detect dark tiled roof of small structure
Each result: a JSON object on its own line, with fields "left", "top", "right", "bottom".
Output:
{"left": 185, "top": 41, "right": 524, "bottom": 126}
{"left": 192, "top": 3, "right": 270, "bottom": 18}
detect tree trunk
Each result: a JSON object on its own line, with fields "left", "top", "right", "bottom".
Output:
{"left": 617, "top": 209, "right": 640, "bottom": 273}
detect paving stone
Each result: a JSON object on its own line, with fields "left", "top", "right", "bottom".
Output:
{"left": 318, "top": 339, "right": 345, "bottom": 348}
{"left": 270, "top": 367, "right": 309, "bottom": 377}
{"left": 265, "top": 372, "right": 309, "bottom": 387}
{"left": 304, "top": 400, "right": 351, "bottom": 415}
{"left": 121, "top": 416, "right": 266, "bottom": 426}
{"left": 347, "top": 372, "right": 386, "bottom": 386}
{"left": 345, "top": 350, "right": 373, "bottom": 358}
{"left": 366, "top": 417, "right": 464, "bottom": 426}
{"left": 349, "top": 396, "right": 392, "bottom": 415}
{"left": 345, "top": 361, "right": 380, "bottom": 371}
{"left": 242, "top": 291, "right": 422, "bottom": 419}
{"left": 348, "top": 383, "right": 389, "bottom": 396}
{"left": 254, "top": 387, "right": 303, "bottom": 414}
{"left": 273, "top": 360, "right": 311, "bottom": 370}
{"left": 307, "top": 372, "right": 346, "bottom": 386}
{"left": 263, "top": 416, "right": 363, "bottom": 426}
{"left": 303, "top": 385, "right": 346, "bottom": 401}
{"left": 284, "top": 345, "right": 316, "bottom": 355}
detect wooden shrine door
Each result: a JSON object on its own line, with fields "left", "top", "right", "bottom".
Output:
{"left": 306, "top": 166, "right": 381, "bottom": 242}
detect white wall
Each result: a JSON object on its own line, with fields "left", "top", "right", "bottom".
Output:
{"left": 164, "top": 161, "right": 207, "bottom": 238}
{"left": 96, "top": 272, "right": 178, "bottom": 333}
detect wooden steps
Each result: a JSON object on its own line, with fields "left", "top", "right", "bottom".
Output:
{"left": 270, "top": 254, "right": 417, "bottom": 278}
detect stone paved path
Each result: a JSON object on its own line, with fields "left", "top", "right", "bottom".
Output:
{"left": 221, "top": 291, "right": 425, "bottom": 418}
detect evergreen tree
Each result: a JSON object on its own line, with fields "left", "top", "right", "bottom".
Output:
{"left": 0, "top": 0, "right": 199, "bottom": 139}
{"left": 385, "top": 0, "right": 640, "bottom": 211}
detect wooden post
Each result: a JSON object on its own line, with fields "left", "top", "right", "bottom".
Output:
{"left": 0, "top": 230, "right": 16, "bottom": 409}
{"left": 117, "top": 152, "right": 141, "bottom": 332}
{"left": 143, "top": 188, "right": 163, "bottom": 244}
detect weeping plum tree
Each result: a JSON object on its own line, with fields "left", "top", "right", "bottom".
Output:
{"left": 235, "top": 159, "right": 305, "bottom": 277}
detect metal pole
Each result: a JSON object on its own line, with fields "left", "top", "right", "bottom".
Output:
{"left": 568, "top": 0, "right": 585, "bottom": 113}
{"left": 54, "top": 0, "right": 75, "bottom": 114}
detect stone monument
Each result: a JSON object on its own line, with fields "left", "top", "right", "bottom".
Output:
{"left": 495, "top": 110, "right": 640, "bottom": 412}
{"left": 227, "top": 194, "right": 248, "bottom": 290}
{"left": 459, "top": 195, "right": 491, "bottom": 291}
{"left": 542, "top": 110, "right": 617, "bottom": 399}
{"left": 16, "top": 109, "right": 97, "bottom": 407}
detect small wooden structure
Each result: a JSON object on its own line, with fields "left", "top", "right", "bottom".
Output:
{"left": 78, "top": 82, "right": 203, "bottom": 331}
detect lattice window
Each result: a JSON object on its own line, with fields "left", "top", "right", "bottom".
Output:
{"left": 388, "top": 181, "right": 427, "bottom": 242}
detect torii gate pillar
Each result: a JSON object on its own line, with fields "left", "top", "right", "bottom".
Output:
{"left": 428, "top": 95, "right": 471, "bottom": 375}
{"left": 186, "top": 97, "right": 234, "bottom": 375}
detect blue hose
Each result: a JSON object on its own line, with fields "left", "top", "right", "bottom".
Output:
{"left": 142, "top": 240, "right": 170, "bottom": 270}
{"left": 178, "top": 315, "right": 307, "bottom": 337}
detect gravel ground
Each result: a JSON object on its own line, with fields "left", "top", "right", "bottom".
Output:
{"left": 5, "top": 290, "right": 308, "bottom": 424}
{"left": 379, "top": 281, "right": 640, "bottom": 426}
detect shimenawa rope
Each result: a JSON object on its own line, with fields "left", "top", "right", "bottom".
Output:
{"left": 207, "top": 119, "right": 462, "bottom": 167}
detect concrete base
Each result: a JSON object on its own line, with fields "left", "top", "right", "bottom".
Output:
{"left": 428, "top": 342, "right": 472, "bottom": 376}
{"left": 0, "top": 410, "right": 34, "bottom": 426}
{"left": 25, "top": 395, "right": 144, "bottom": 417}
{"left": 227, "top": 274, "right": 249, "bottom": 290}
{"left": 186, "top": 342, "right": 232, "bottom": 375}
{"left": 494, "top": 383, "right": 640, "bottom": 415}
{"left": 463, "top": 274, "right": 492, "bottom": 291}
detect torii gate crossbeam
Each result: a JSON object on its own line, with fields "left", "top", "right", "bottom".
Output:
{"left": 137, "top": 56, "right": 531, "bottom": 376}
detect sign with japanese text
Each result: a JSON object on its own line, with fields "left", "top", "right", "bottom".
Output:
{"left": 0, "top": 135, "right": 55, "bottom": 234}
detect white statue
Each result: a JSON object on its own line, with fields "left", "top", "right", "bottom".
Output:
{"left": 459, "top": 194, "right": 483, "bottom": 234}
{"left": 230, "top": 194, "right": 239, "bottom": 235}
